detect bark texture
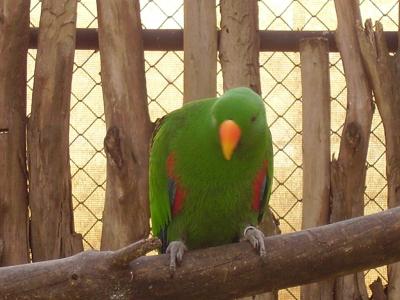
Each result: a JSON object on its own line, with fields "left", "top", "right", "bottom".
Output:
{"left": 332, "top": 1, "right": 373, "bottom": 299}
{"left": 26, "top": 28, "right": 400, "bottom": 52}
{"left": 219, "top": 1, "right": 275, "bottom": 298}
{"left": 28, "top": 0, "right": 82, "bottom": 262}
{"left": 357, "top": 18, "right": 400, "bottom": 300}
{"left": 219, "top": 0, "right": 260, "bottom": 94}
{"left": 0, "top": 0, "right": 30, "bottom": 266}
{"left": 1, "top": 208, "right": 400, "bottom": 299}
{"left": 369, "top": 278, "right": 387, "bottom": 300}
{"left": 97, "top": 0, "right": 152, "bottom": 250}
{"left": 243, "top": 206, "right": 280, "bottom": 300}
{"left": 0, "top": 240, "right": 3, "bottom": 262}
{"left": 300, "top": 38, "right": 334, "bottom": 300}
{"left": 183, "top": 0, "right": 217, "bottom": 102}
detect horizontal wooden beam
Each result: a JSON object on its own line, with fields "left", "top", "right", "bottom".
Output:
{"left": 28, "top": 28, "right": 398, "bottom": 52}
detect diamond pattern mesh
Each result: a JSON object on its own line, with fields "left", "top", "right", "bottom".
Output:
{"left": 27, "top": 0, "right": 398, "bottom": 298}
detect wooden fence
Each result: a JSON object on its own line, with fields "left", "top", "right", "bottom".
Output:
{"left": 1, "top": 0, "right": 399, "bottom": 299}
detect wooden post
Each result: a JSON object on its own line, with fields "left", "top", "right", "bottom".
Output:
{"left": 97, "top": 0, "right": 152, "bottom": 250}
{"left": 28, "top": 0, "right": 83, "bottom": 262}
{"left": 183, "top": 0, "right": 217, "bottom": 102}
{"left": 219, "top": 3, "right": 279, "bottom": 300}
{"left": 332, "top": 0, "right": 373, "bottom": 299}
{"left": 0, "top": 0, "right": 30, "bottom": 266}
{"left": 357, "top": 18, "right": 400, "bottom": 300}
{"left": 300, "top": 38, "right": 333, "bottom": 300}
{"left": 219, "top": 2, "right": 277, "bottom": 298}
{"left": 219, "top": 0, "right": 260, "bottom": 94}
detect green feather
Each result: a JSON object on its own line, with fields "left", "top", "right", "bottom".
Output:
{"left": 149, "top": 87, "right": 273, "bottom": 250}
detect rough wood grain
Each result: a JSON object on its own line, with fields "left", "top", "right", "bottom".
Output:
{"left": 370, "top": 277, "right": 387, "bottom": 300}
{"left": 243, "top": 206, "right": 280, "bottom": 300}
{"left": 0, "top": 240, "right": 3, "bottom": 263}
{"left": 183, "top": 0, "right": 217, "bottom": 102}
{"left": 300, "top": 37, "right": 334, "bottom": 300}
{"left": 25, "top": 28, "right": 400, "bottom": 53}
{"left": 332, "top": 1, "right": 373, "bottom": 299}
{"left": 219, "top": 2, "right": 275, "bottom": 298}
{"left": 2, "top": 208, "right": 400, "bottom": 299}
{"left": 28, "top": 0, "right": 82, "bottom": 262}
{"left": 357, "top": 18, "right": 400, "bottom": 300}
{"left": 219, "top": 0, "right": 260, "bottom": 94}
{"left": 0, "top": 0, "right": 30, "bottom": 267}
{"left": 97, "top": 0, "right": 152, "bottom": 250}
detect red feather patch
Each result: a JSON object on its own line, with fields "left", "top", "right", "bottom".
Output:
{"left": 166, "top": 153, "right": 175, "bottom": 178}
{"left": 252, "top": 160, "right": 268, "bottom": 212}
{"left": 166, "top": 153, "right": 186, "bottom": 216}
{"left": 173, "top": 187, "right": 186, "bottom": 216}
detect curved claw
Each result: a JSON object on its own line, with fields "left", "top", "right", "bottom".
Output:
{"left": 243, "top": 226, "right": 266, "bottom": 257}
{"left": 166, "top": 241, "right": 187, "bottom": 274}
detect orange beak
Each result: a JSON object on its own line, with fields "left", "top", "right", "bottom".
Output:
{"left": 219, "top": 120, "right": 241, "bottom": 160}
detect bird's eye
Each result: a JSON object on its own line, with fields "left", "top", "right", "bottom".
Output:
{"left": 251, "top": 115, "right": 257, "bottom": 123}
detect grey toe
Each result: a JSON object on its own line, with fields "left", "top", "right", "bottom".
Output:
{"left": 244, "top": 226, "right": 266, "bottom": 257}
{"left": 166, "top": 241, "right": 187, "bottom": 273}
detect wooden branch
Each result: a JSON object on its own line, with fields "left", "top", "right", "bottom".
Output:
{"left": 97, "top": 0, "right": 152, "bottom": 250}
{"left": 300, "top": 37, "right": 334, "bottom": 300}
{"left": 219, "top": 0, "right": 260, "bottom": 93}
{"left": 357, "top": 18, "right": 400, "bottom": 300}
{"left": 0, "top": 0, "right": 30, "bottom": 266}
{"left": 0, "top": 238, "right": 161, "bottom": 299}
{"left": 183, "top": 0, "right": 217, "bottom": 102}
{"left": 332, "top": 0, "right": 373, "bottom": 299}
{"left": 1, "top": 209, "right": 400, "bottom": 299}
{"left": 28, "top": 0, "right": 83, "bottom": 262}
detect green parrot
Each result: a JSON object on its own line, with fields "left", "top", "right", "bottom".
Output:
{"left": 149, "top": 87, "right": 273, "bottom": 271}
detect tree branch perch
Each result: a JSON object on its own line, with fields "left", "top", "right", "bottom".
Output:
{"left": 1, "top": 208, "right": 400, "bottom": 299}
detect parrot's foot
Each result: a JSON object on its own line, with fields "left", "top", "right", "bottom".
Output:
{"left": 166, "top": 240, "right": 187, "bottom": 274}
{"left": 243, "top": 226, "right": 266, "bottom": 257}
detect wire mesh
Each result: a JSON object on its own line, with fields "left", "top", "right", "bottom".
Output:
{"left": 27, "top": 0, "right": 398, "bottom": 298}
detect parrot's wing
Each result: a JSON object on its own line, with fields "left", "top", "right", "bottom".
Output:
{"left": 150, "top": 116, "right": 173, "bottom": 251}
{"left": 257, "top": 127, "right": 274, "bottom": 223}
{"left": 149, "top": 114, "right": 187, "bottom": 252}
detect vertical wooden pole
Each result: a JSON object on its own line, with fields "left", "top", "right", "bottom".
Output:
{"left": 220, "top": 2, "right": 277, "bottom": 299}
{"left": 219, "top": 0, "right": 260, "bottom": 94}
{"left": 97, "top": 0, "right": 152, "bottom": 250}
{"left": 387, "top": 7, "right": 400, "bottom": 298}
{"left": 184, "top": 0, "right": 217, "bottom": 102}
{"left": 357, "top": 18, "right": 400, "bottom": 300}
{"left": 0, "top": 0, "right": 30, "bottom": 266}
{"left": 332, "top": 0, "right": 372, "bottom": 299}
{"left": 300, "top": 38, "right": 333, "bottom": 300}
{"left": 28, "top": 0, "right": 83, "bottom": 262}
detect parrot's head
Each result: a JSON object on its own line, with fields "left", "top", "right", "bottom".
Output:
{"left": 211, "top": 87, "right": 267, "bottom": 161}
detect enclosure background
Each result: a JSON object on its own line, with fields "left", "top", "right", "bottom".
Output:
{"left": 27, "top": 0, "right": 398, "bottom": 298}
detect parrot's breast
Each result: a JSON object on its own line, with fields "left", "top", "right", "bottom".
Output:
{"left": 166, "top": 177, "right": 259, "bottom": 249}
